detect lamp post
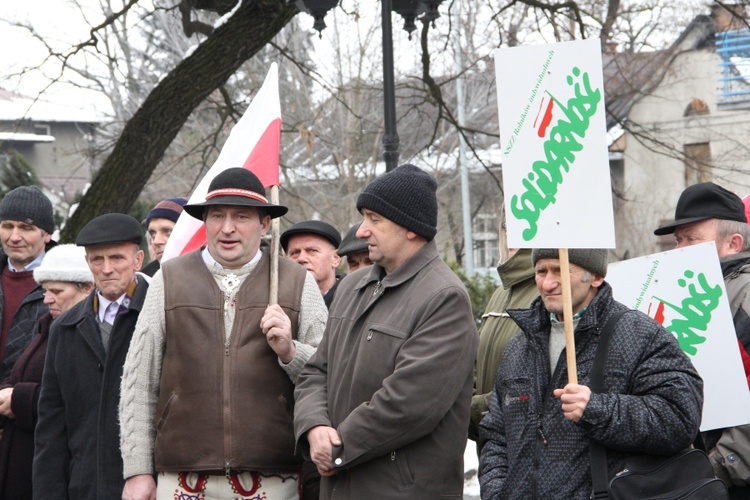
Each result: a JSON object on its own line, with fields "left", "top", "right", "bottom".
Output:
{"left": 295, "top": 0, "right": 444, "bottom": 171}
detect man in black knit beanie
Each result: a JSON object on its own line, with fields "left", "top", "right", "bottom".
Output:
{"left": 294, "top": 163, "right": 479, "bottom": 499}
{"left": 0, "top": 186, "right": 55, "bottom": 380}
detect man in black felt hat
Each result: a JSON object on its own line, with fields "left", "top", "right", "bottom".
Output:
{"left": 33, "top": 213, "right": 149, "bottom": 499}
{"left": 655, "top": 181, "right": 750, "bottom": 495}
{"left": 336, "top": 223, "right": 372, "bottom": 273}
{"left": 120, "top": 168, "right": 327, "bottom": 500}
{"left": 281, "top": 220, "right": 343, "bottom": 309}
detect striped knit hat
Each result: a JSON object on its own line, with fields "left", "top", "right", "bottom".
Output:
{"left": 143, "top": 197, "right": 187, "bottom": 227}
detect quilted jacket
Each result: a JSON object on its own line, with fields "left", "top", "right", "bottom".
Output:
{"left": 479, "top": 282, "right": 703, "bottom": 499}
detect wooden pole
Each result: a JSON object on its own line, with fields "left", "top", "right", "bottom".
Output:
{"left": 269, "top": 185, "right": 279, "bottom": 306}
{"left": 559, "top": 248, "right": 577, "bottom": 384}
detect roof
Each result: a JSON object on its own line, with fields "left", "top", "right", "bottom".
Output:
{"left": 0, "top": 89, "right": 102, "bottom": 124}
{"left": 603, "top": 14, "right": 715, "bottom": 130}
{"left": 0, "top": 132, "right": 54, "bottom": 143}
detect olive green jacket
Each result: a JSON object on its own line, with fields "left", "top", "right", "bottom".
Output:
{"left": 469, "top": 249, "right": 538, "bottom": 441}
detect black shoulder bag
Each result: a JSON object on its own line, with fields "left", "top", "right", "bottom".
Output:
{"left": 588, "top": 311, "right": 728, "bottom": 500}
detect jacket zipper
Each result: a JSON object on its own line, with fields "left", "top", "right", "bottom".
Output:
{"left": 538, "top": 423, "right": 548, "bottom": 446}
{"left": 531, "top": 334, "right": 549, "bottom": 500}
{"left": 223, "top": 318, "right": 232, "bottom": 474}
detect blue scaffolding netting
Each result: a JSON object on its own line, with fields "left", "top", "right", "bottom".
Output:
{"left": 716, "top": 28, "right": 750, "bottom": 106}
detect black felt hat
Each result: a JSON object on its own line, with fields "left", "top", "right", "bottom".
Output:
{"left": 75, "top": 213, "right": 143, "bottom": 247}
{"left": 280, "top": 220, "right": 341, "bottom": 252}
{"left": 184, "top": 168, "right": 287, "bottom": 220}
{"left": 654, "top": 182, "right": 746, "bottom": 235}
{"left": 337, "top": 223, "right": 368, "bottom": 256}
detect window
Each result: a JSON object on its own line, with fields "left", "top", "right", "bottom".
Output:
{"left": 474, "top": 239, "right": 499, "bottom": 269}
{"left": 473, "top": 213, "right": 499, "bottom": 269}
{"left": 684, "top": 98, "right": 709, "bottom": 116}
{"left": 684, "top": 143, "right": 712, "bottom": 185}
{"left": 34, "top": 124, "right": 51, "bottom": 136}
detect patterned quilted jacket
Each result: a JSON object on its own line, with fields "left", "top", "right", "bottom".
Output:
{"left": 478, "top": 282, "right": 703, "bottom": 499}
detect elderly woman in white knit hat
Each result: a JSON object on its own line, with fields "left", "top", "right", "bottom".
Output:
{"left": 0, "top": 244, "right": 94, "bottom": 499}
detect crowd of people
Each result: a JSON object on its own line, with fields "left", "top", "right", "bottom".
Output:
{"left": 0, "top": 166, "right": 747, "bottom": 499}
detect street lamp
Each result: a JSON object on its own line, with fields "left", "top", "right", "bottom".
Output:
{"left": 295, "top": 0, "right": 444, "bottom": 171}
{"left": 294, "top": 0, "right": 338, "bottom": 33}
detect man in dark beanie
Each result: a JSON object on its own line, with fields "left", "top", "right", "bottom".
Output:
{"left": 120, "top": 168, "right": 327, "bottom": 500}
{"left": 0, "top": 185, "right": 56, "bottom": 380}
{"left": 295, "top": 163, "right": 478, "bottom": 499}
{"left": 479, "top": 248, "right": 703, "bottom": 499}
{"left": 655, "top": 182, "right": 750, "bottom": 495}
{"left": 34, "top": 213, "right": 149, "bottom": 499}
{"left": 141, "top": 197, "right": 188, "bottom": 277}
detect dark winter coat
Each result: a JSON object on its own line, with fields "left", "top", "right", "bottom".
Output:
{"left": 322, "top": 272, "right": 345, "bottom": 309}
{"left": 479, "top": 281, "right": 704, "bottom": 499}
{"left": 701, "top": 251, "right": 750, "bottom": 493}
{"left": 0, "top": 243, "right": 57, "bottom": 380}
{"left": 0, "top": 313, "right": 53, "bottom": 499}
{"left": 470, "top": 249, "right": 538, "bottom": 441}
{"left": 295, "top": 241, "right": 479, "bottom": 499}
{"left": 33, "top": 279, "right": 148, "bottom": 500}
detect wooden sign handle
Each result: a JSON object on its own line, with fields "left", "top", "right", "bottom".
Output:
{"left": 559, "top": 248, "right": 577, "bottom": 384}
{"left": 269, "top": 185, "right": 280, "bottom": 306}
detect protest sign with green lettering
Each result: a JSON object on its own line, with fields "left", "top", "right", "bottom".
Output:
{"left": 495, "top": 38, "right": 615, "bottom": 249}
{"left": 607, "top": 242, "right": 750, "bottom": 431}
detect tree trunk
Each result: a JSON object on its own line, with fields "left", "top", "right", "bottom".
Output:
{"left": 61, "top": 0, "right": 297, "bottom": 242}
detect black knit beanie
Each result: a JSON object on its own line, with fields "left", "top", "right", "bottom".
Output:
{"left": 356, "top": 164, "right": 438, "bottom": 241}
{"left": 0, "top": 186, "right": 55, "bottom": 234}
{"left": 531, "top": 248, "right": 609, "bottom": 278}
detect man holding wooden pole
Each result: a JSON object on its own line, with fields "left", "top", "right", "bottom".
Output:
{"left": 478, "top": 248, "right": 703, "bottom": 499}
{"left": 119, "top": 168, "right": 328, "bottom": 500}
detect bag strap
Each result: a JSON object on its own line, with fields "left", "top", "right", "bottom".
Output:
{"left": 589, "top": 309, "right": 628, "bottom": 500}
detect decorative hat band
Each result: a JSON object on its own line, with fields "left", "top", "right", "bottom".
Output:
{"left": 205, "top": 188, "right": 268, "bottom": 204}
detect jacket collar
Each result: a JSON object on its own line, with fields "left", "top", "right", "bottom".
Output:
{"left": 0, "top": 239, "right": 59, "bottom": 273}
{"left": 508, "top": 280, "right": 615, "bottom": 342}
{"left": 58, "top": 278, "right": 149, "bottom": 328}
{"left": 720, "top": 250, "right": 750, "bottom": 278}
{"left": 353, "top": 240, "right": 440, "bottom": 292}
{"left": 497, "top": 248, "right": 535, "bottom": 290}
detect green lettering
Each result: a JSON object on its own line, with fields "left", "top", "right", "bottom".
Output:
{"left": 510, "top": 192, "right": 541, "bottom": 241}
{"left": 655, "top": 270, "right": 722, "bottom": 356}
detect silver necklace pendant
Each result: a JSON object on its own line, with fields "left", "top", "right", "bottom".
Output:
{"left": 221, "top": 272, "right": 241, "bottom": 294}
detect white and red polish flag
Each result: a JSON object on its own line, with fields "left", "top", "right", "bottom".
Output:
{"left": 161, "top": 63, "right": 281, "bottom": 263}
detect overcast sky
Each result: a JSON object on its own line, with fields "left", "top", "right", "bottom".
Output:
{"left": 0, "top": 1, "right": 107, "bottom": 109}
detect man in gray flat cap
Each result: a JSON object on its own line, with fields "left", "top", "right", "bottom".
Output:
{"left": 33, "top": 213, "right": 149, "bottom": 499}
{"left": 0, "top": 186, "right": 56, "bottom": 380}
{"left": 120, "top": 168, "right": 327, "bottom": 500}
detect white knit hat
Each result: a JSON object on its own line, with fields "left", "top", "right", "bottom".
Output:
{"left": 34, "top": 244, "right": 94, "bottom": 284}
